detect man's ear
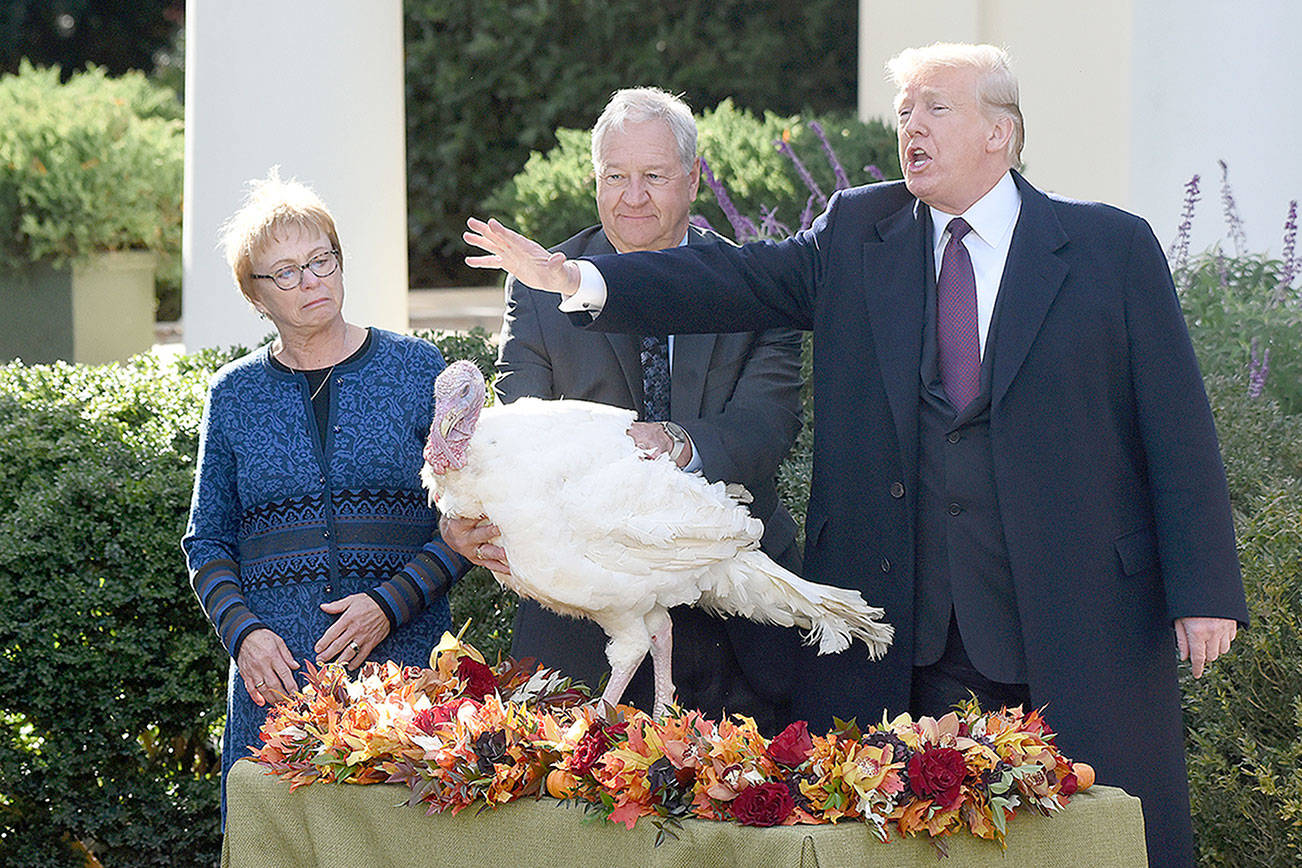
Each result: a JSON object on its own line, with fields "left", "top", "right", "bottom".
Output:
{"left": 688, "top": 156, "right": 701, "bottom": 200}
{"left": 986, "top": 115, "right": 1014, "bottom": 156}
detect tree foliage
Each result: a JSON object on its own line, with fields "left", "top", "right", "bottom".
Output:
{"left": 0, "top": 1, "right": 184, "bottom": 81}
{"left": 403, "top": 0, "right": 860, "bottom": 286}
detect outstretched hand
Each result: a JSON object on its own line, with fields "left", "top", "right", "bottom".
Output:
{"left": 463, "top": 217, "right": 582, "bottom": 296}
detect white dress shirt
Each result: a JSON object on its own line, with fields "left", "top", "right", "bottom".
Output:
{"left": 927, "top": 171, "right": 1022, "bottom": 356}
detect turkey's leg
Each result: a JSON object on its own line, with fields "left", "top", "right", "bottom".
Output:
{"left": 646, "top": 609, "right": 675, "bottom": 716}
{"left": 598, "top": 663, "right": 638, "bottom": 710}
{"left": 598, "top": 617, "right": 650, "bottom": 711}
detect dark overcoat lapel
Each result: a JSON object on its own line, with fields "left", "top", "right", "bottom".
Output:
{"left": 990, "top": 174, "right": 1071, "bottom": 407}
{"left": 861, "top": 200, "right": 927, "bottom": 483}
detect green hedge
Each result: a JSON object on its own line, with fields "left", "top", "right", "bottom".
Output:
{"left": 0, "top": 61, "right": 185, "bottom": 319}
{"left": 1183, "top": 381, "right": 1302, "bottom": 865}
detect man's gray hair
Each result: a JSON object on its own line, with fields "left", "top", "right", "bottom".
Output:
{"left": 886, "top": 43, "right": 1024, "bottom": 169}
{"left": 591, "top": 87, "right": 697, "bottom": 174}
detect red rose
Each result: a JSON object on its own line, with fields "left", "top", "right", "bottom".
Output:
{"left": 907, "top": 746, "right": 967, "bottom": 808}
{"left": 1059, "top": 772, "right": 1078, "bottom": 796}
{"left": 412, "top": 708, "right": 439, "bottom": 735}
{"left": 568, "top": 727, "right": 611, "bottom": 774}
{"left": 456, "top": 657, "right": 498, "bottom": 701}
{"left": 731, "top": 782, "right": 795, "bottom": 827}
{"left": 412, "top": 703, "right": 457, "bottom": 735}
{"left": 765, "top": 720, "right": 813, "bottom": 768}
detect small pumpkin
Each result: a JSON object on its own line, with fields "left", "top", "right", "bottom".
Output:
{"left": 1072, "top": 762, "right": 1095, "bottom": 792}
{"left": 546, "top": 768, "right": 578, "bottom": 799}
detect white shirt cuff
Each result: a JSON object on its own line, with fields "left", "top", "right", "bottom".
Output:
{"left": 557, "top": 260, "right": 608, "bottom": 314}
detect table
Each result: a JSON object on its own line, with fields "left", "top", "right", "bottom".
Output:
{"left": 222, "top": 759, "right": 1148, "bottom": 867}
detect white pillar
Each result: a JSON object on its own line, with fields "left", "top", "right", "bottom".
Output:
{"left": 182, "top": 0, "right": 408, "bottom": 352}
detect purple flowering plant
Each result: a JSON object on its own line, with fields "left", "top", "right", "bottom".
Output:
{"left": 1170, "top": 161, "right": 1301, "bottom": 412}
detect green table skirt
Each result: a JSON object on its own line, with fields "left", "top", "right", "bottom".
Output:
{"left": 222, "top": 759, "right": 1148, "bottom": 867}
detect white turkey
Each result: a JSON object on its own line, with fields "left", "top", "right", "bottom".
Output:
{"left": 422, "top": 359, "right": 893, "bottom": 716}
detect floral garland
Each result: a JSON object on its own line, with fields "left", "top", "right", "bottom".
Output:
{"left": 253, "top": 632, "right": 1094, "bottom": 851}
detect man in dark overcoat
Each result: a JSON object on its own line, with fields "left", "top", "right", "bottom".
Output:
{"left": 464, "top": 44, "right": 1247, "bottom": 868}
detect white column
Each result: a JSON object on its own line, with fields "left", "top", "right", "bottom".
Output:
{"left": 182, "top": 0, "right": 408, "bottom": 352}
{"left": 1130, "top": 0, "right": 1302, "bottom": 256}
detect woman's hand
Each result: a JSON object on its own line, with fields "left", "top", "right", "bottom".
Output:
{"left": 315, "top": 593, "right": 391, "bottom": 669}
{"left": 440, "top": 514, "right": 511, "bottom": 575}
{"left": 236, "top": 628, "right": 301, "bottom": 706}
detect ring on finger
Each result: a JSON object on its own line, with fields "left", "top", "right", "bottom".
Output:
{"left": 255, "top": 679, "right": 266, "bottom": 687}
{"left": 349, "top": 640, "right": 360, "bottom": 654}
{"left": 474, "top": 543, "right": 486, "bottom": 560}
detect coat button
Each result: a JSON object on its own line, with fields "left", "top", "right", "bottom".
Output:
{"left": 880, "top": 557, "right": 892, "bottom": 573}
{"left": 323, "top": 530, "right": 330, "bottom": 538}
{"left": 889, "top": 482, "right": 905, "bottom": 499}
{"left": 324, "top": 584, "right": 333, "bottom": 595}
{"left": 947, "top": 431, "right": 962, "bottom": 444}
{"left": 333, "top": 425, "right": 341, "bottom": 433}
{"left": 948, "top": 503, "right": 963, "bottom": 516}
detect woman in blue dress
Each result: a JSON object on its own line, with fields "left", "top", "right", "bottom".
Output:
{"left": 183, "top": 171, "right": 468, "bottom": 816}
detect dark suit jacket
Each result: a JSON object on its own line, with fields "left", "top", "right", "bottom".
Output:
{"left": 497, "top": 223, "right": 807, "bottom": 732}
{"left": 584, "top": 173, "right": 1248, "bottom": 868}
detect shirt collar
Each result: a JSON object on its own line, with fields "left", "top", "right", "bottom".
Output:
{"left": 928, "top": 171, "right": 1021, "bottom": 249}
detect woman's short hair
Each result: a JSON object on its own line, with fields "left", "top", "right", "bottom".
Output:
{"left": 591, "top": 87, "right": 698, "bottom": 175}
{"left": 219, "top": 168, "right": 342, "bottom": 303}
{"left": 886, "top": 42, "right": 1025, "bottom": 168}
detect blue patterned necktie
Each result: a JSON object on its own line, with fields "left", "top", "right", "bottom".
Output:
{"left": 936, "top": 217, "right": 980, "bottom": 410}
{"left": 640, "top": 334, "right": 671, "bottom": 421}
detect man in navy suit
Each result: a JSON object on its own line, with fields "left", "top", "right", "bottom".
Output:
{"left": 444, "top": 88, "right": 806, "bottom": 735}
{"left": 464, "top": 45, "right": 1246, "bottom": 867}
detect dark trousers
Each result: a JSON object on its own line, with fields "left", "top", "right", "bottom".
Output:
{"left": 910, "top": 614, "right": 1031, "bottom": 716}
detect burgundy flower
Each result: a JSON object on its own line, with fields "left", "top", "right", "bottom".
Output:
{"left": 731, "top": 782, "right": 795, "bottom": 827}
{"left": 765, "top": 720, "right": 813, "bottom": 767}
{"left": 569, "top": 727, "right": 611, "bottom": 774}
{"left": 1059, "top": 771, "right": 1079, "bottom": 796}
{"left": 456, "top": 656, "right": 498, "bottom": 701}
{"left": 907, "top": 746, "right": 967, "bottom": 809}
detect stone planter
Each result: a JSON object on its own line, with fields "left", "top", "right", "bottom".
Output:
{"left": 0, "top": 250, "right": 157, "bottom": 365}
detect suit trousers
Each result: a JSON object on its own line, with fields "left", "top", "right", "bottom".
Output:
{"left": 909, "top": 614, "right": 1031, "bottom": 717}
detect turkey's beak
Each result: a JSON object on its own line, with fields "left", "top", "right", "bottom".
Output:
{"left": 439, "top": 411, "right": 458, "bottom": 439}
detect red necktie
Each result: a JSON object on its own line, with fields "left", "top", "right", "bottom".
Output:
{"left": 936, "top": 217, "right": 980, "bottom": 410}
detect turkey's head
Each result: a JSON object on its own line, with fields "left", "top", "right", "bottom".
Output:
{"left": 424, "top": 360, "right": 486, "bottom": 474}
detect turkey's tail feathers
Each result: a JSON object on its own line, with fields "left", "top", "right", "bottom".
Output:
{"left": 700, "top": 552, "right": 894, "bottom": 659}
